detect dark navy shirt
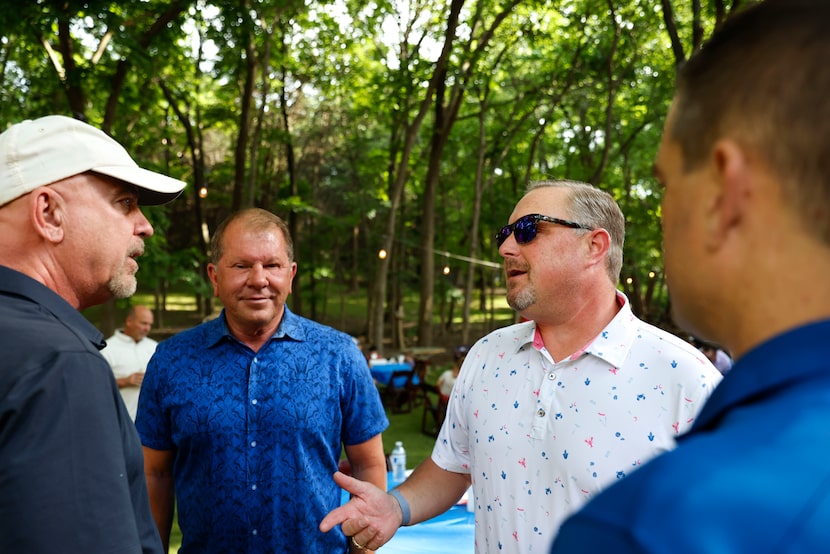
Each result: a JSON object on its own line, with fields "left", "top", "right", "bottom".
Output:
{"left": 136, "top": 307, "right": 389, "bottom": 553}
{"left": 0, "top": 265, "right": 163, "bottom": 553}
{"left": 551, "top": 319, "right": 830, "bottom": 553}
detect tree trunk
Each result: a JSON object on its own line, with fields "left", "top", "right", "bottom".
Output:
{"left": 369, "top": 0, "right": 466, "bottom": 354}
{"left": 233, "top": 0, "right": 257, "bottom": 212}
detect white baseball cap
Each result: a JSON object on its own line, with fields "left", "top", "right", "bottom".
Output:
{"left": 0, "top": 115, "right": 186, "bottom": 207}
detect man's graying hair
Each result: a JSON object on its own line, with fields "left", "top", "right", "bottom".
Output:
{"left": 526, "top": 179, "right": 625, "bottom": 285}
{"left": 671, "top": 0, "right": 830, "bottom": 243}
{"left": 209, "top": 208, "right": 294, "bottom": 264}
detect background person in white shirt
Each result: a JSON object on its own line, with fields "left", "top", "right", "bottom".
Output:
{"left": 321, "top": 180, "right": 723, "bottom": 553}
{"left": 102, "top": 304, "right": 158, "bottom": 420}
{"left": 436, "top": 345, "right": 468, "bottom": 401}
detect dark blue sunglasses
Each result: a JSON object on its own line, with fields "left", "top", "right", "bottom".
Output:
{"left": 495, "top": 213, "right": 592, "bottom": 247}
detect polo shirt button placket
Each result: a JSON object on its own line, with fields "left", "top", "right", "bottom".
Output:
{"left": 539, "top": 371, "right": 557, "bottom": 418}
{"left": 531, "top": 365, "right": 556, "bottom": 438}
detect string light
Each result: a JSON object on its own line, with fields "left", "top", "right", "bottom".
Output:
{"left": 199, "top": 187, "right": 208, "bottom": 198}
{"left": 374, "top": 237, "right": 501, "bottom": 269}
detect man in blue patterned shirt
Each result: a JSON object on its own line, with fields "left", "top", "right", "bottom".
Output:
{"left": 137, "top": 208, "right": 389, "bottom": 553}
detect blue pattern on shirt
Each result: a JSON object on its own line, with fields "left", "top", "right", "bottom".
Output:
{"left": 136, "top": 307, "right": 388, "bottom": 553}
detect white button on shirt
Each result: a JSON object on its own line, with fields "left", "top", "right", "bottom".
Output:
{"left": 432, "top": 293, "right": 722, "bottom": 554}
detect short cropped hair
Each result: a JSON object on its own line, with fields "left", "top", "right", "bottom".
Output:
{"left": 526, "top": 179, "right": 625, "bottom": 285}
{"left": 671, "top": 0, "right": 830, "bottom": 243}
{"left": 209, "top": 208, "right": 294, "bottom": 264}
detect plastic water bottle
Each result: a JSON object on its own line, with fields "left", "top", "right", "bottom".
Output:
{"left": 391, "top": 441, "right": 407, "bottom": 483}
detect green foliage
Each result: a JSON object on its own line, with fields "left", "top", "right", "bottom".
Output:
{"left": 0, "top": 0, "right": 736, "bottom": 333}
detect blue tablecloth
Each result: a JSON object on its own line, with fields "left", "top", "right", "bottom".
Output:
{"left": 339, "top": 477, "right": 475, "bottom": 553}
{"left": 370, "top": 362, "right": 419, "bottom": 387}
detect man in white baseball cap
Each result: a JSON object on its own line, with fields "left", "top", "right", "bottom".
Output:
{"left": 0, "top": 114, "right": 185, "bottom": 207}
{"left": 0, "top": 115, "right": 185, "bottom": 553}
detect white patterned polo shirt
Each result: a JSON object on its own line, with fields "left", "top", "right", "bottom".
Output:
{"left": 431, "top": 293, "right": 722, "bottom": 553}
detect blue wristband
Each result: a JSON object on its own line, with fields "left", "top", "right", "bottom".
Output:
{"left": 389, "top": 488, "right": 411, "bottom": 526}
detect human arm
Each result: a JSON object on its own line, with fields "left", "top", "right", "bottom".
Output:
{"left": 116, "top": 371, "right": 145, "bottom": 388}
{"left": 344, "top": 434, "right": 388, "bottom": 494}
{"left": 319, "top": 456, "right": 470, "bottom": 551}
{"left": 101, "top": 337, "right": 146, "bottom": 389}
{"left": 342, "top": 434, "right": 388, "bottom": 552}
{"left": 142, "top": 446, "right": 176, "bottom": 552}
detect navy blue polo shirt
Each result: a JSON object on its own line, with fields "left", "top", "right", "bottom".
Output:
{"left": 551, "top": 319, "right": 830, "bottom": 553}
{"left": 0, "top": 265, "right": 162, "bottom": 553}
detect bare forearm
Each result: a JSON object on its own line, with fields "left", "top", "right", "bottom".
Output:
{"left": 145, "top": 473, "right": 174, "bottom": 551}
{"left": 344, "top": 436, "right": 388, "bottom": 553}
{"left": 116, "top": 372, "right": 143, "bottom": 388}
{"left": 351, "top": 460, "right": 387, "bottom": 493}
{"left": 395, "top": 457, "right": 470, "bottom": 525}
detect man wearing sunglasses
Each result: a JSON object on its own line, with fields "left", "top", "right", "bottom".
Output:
{"left": 322, "top": 180, "right": 722, "bottom": 553}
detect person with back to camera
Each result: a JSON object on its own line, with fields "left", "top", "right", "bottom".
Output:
{"left": 103, "top": 304, "right": 159, "bottom": 421}
{"left": 0, "top": 115, "right": 185, "bottom": 553}
{"left": 551, "top": 1, "right": 830, "bottom": 551}
{"left": 137, "top": 207, "right": 389, "bottom": 553}
{"left": 320, "top": 179, "right": 722, "bottom": 552}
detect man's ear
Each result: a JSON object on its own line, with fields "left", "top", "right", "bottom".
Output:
{"left": 586, "top": 227, "right": 611, "bottom": 267}
{"left": 206, "top": 263, "right": 220, "bottom": 297}
{"left": 707, "top": 139, "right": 752, "bottom": 247}
{"left": 30, "top": 187, "right": 66, "bottom": 244}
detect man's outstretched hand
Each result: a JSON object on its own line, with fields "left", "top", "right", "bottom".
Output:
{"left": 319, "top": 471, "right": 404, "bottom": 551}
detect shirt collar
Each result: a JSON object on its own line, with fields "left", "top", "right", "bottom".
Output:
{"left": 579, "top": 291, "right": 638, "bottom": 368}
{"left": 521, "top": 291, "right": 638, "bottom": 367}
{"left": 0, "top": 265, "right": 107, "bottom": 350}
{"left": 684, "top": 319, "right": 830, "bottom": 437}
{"left": 112, "top": 329, "right": 137, "bottom": 344}
{"left": 204, "top": 305, "right": 307, "bottom": 348}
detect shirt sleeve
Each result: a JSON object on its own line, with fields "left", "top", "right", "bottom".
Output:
{"left": 135, "top": 341, "right": 173, "bottom": 450}
{"left": 431, "top": 344, "right": 478, "bottom": 474}
{"left": 339, "top": 338, "right": 389, "bottom": 445}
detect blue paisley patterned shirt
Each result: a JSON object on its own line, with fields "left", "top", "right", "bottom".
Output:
{"left": 136, "top": 307, "right": 388, "bottom": 553}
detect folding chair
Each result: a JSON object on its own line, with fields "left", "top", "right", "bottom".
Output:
{"left": 411, "top": 359, "right": 431, "bottom": 407}
{"left": 420, "top": 382, "right": 447, "bottom": 437}
{"left": 383, "top": 369, "right": 416, "bottom": 414}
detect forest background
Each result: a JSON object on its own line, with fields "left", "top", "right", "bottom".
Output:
{"left": 0, "top": 0, "right": 745, "bottom": 351}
